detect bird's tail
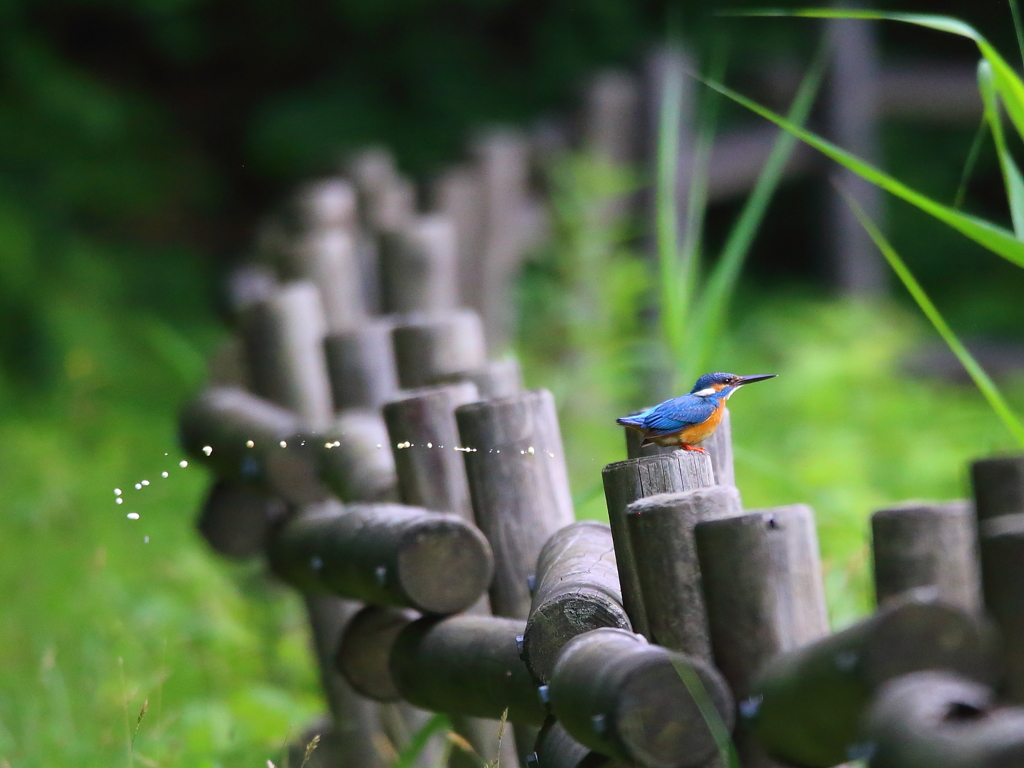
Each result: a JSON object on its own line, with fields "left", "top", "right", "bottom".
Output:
{"left": 616, "top": 415, "right": 643, "bottom": 428}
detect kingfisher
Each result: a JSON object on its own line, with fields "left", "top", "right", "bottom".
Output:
{"left": 617, "top": 372, "right": 777, "bottom": 453}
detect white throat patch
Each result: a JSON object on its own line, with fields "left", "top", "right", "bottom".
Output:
{"left": 692, "top": 387, "right": 717, "bottom": 397}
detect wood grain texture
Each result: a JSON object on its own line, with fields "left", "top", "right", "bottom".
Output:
{"left": 269, "top": 500, "right": 494, "bottom": 615}
{"left": 872, "top": 500, "right": 982, "bottom": 614}
{"left": 748, "top": 592, "right": 994, "bottom": 768}
{"left": 601, "top": 452, "right": 714, "bottom": 636}
{"left": 456, "top": 389, "right": 576, "bottom": 620}
{"left": 625, "top": 486, "right": 743, "bottom": 659}
{"left": 523, "top": 521, "right": 630, "bottom": 684}
{"left": 549, "top": 628, "right": 734, "bottom": 768}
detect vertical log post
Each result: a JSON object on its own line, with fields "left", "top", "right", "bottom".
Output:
{"left": 871, "top": 500, "right": 982, "bottom": 613}
{"left": 624, "top": 485, "right": 743, "bottom": 658}
{"left": 430, "top": 356, "right": 524, "bottom": 399}
{"left": 695, "top": 505, "right": 831, "bottom": 768}
{"left": 197, "top": 479, "right": 287, "bottom": 559}
{"left": 625, "top": 409, "right": 734, "bottom": 486}
{"left": 379, "top": 214, "right": 459, "bottom": 314}
{"left": 971, "top": 456, "right": 1024, "bottom": 522}
{"left": 601, "top": 452, "right": 714, "bottom": 636}
{"left": 980, "top": 514, "right": 1024, "bottom": 703}
{"left": 392, "top": 311, "right": 488, "bottom": 390}
{"left": 323, "top": 319, "right": 401, "bottom": 412}
{"left": 429, "top": 165, "right": 484, "bottom": 312}
{"left": 523, "top": 521, "right": 631, "bottom": 684}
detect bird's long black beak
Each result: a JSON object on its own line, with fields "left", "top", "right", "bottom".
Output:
{"left": 737, "top": 374, "right": 777, "bottom": 386}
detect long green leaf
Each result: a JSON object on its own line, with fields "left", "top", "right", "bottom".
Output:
{"left": 839, "top": 188, "right": 1024, "bottom": 447}
{"left": 737, "top": 10, "right": 1024, "bottom": 145}
{"left": 1011, "top": 0, "right": 1024, "bottom": 68}
{"left": 687, "top": 42, "right": 827, "bottom": 375}
{"left": 978, "top": 59, "right": 1024, "bottom": 238}
{"left": 391, "top": 713, "right": 451, "bottom": 768}
{"left": 697, "top": 75, "right": 1024, "bottom": 268}
{"left": 953, "top": 113, "right": 989, "bottom": 210}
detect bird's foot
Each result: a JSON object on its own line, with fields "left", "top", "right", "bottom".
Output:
{"left": 680, "top": 443, "right": 708, "bottom": 455}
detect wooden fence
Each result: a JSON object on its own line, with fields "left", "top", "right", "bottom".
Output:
{"left": 179, "top": 34, "right": 1021, "bottom": 768}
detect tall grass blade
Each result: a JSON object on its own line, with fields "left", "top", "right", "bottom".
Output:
{"left": 391, "top": 713, "right": 451, "bottom": 768}
{"left": 839, "top": 188, "right": 1024, "bottom": 447}
{"left": 697, "top": 75, "right": 1024, "bottom": 268}
{"left": 953, "top": 114, "right": 989, "bottom": 209}
{"left": 1010, "top": 0, "right": 1024, "bottom": 68}
{"left": 673, "top": 661, "right": 739, "bottom": 768}
{"left": 734, "top": 11, "right": 1024, "bottom": 145}
{"left": 978, "top": 59, "right": 1024, "bottom": 238}
{"left": 687, "top": 42, "right": 827, "bottom": 375}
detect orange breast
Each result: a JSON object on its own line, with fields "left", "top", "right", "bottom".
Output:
{"left": 677, "top": 404, "right": 725, "bottom": 445}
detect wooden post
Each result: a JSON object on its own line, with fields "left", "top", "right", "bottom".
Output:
{"left": 207, "top": 334, "right": 250, "bottom": 389}
{"left": 323, "top": 319, "right": 401, "bottom": 412}
{"left": 429, "top": 165, "right": 484, "bottom": 311}
{"left": 456, "top": 389, "right": 576, "bottom": 620}
{"left": 746, "top": 591, "right": 994, "bottom": 768}
{"left": 549, "top": 628, "right": 734, "bottom": 768}
{"left": 178, "top": 386, "right": 330, "bottom": 505}
{"left": 523, "top": 521, "right": 631, "bottom": 684}
{"left": 862, "top": 670, "right": 1024, "bottom": 768}
{"left": 601, "top": 452, "right": 715, "bottom": 636}
{"left": 317, "top": 410, "right": 399, "bottom": 503}
{"left": 383, "top": 383, "right": 481, "bottom": 521}
{"left": 392, "top": 311, "right": 488, "bottom": 389}
{"left": 625, "top": 485, "right": 743, "bottom": 658}
{"left": 430, "top": 356, "right": 524, "bottom": 399}
{"left": 390, "top": 614, "right": 547, "bottom": 725}
{"left": 337, "top": 605, "right": 419, "bottom": 701}
{"left": 286, "top": 178, "right": 358, "bottom": 233}
{"left": 695, "top": 505, "right": 831, "bottom": 768}
{"left": 583, "top": 70, "right": 641, "bottom": 167}
{"left": 971, "top": 456, "right": 1024, "bottom": 521}
{"left": 379, "top": 214, "right": 459, "bottom": 314}
{"left": 625, "top": 409, "right": 734, "bottom": 486}
{"left": 238, "top": 281, "right": 335, "bottom": 429}
{"left": 871, "top": 500, "right": 982, "bottom": 614}
{"left": 196, "top": 479, "right": 287, "bottom": 559}
{"left": 980, "top": 514, "right": 1024, "bottom": 703}
{"left": 269, "top": 500, "right": 494, "bottom": 615}
{"left": 225, "top": 262, "right": 276, "bottom": 316}
{"left": 531, "top": 718, "right": 626, "bottom": 768}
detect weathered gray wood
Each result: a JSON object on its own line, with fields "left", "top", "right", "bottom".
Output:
{"left": 317, "top": 410, "right": 399, "bottom": 503}
{"left": 583, "top": 70, "right": 641, "bottom": 167}
{"left": 323, "top": 319, "right": 401, "bottom": 412}
{"left": 225, "top": 263, "right": 277, "bottom": 316}
{"left": 549, "top": 628, "right": 734, "bottom": 768}
{"left": 625, "top": 408, "right": 734, "bottom": 485}
{"left": 872, "top": 500, "right": 982, "bottom": 614}
{"left": 456, "top": 389, "right": 576, "bottom": 620}
{"left": 972, "top": 456, "right": 1024, "bottom": 521}
{"left": 379, "top": 215, "right": 459, "bottom": 314}
{"left": 430, "top": 356, "right": 524, "bottom": 399}
{"left": 862, "top": 671, "right": 1024, "bottom": 768}
{"left": 269, "top": 500, "right": 494, "bottom": 614}
{"left": 283, "top": 229, "right": 366, "bottom": 333}
{"left": 384, "top": 383, "right": 481, "bottom": 522}
{"left": 746, "top": 591, "right": 994, "bottom": 768}
{"left": 625, "top": 486, "right": 742, "bottom": 658}
{"left": 390, "top": 614, "right": 546, "bottom": 725}
{"left": 287, "top": 178, "right": 358, "bottom": 233}
{"left": 392, "top": 311, "right": 488, "bottom": 389}
{"left": 429, "top": 165, "right": 484, "bottom": 311}
{"left": 238, "top": 280, "right": 335, "bottom": 428}
{"left": 695, "top": 506, "right": 830, "bottom": 768}
{"left": 523, "top": 521, "right": 630, "bottom": 684}
{"left": 337, "top": 605, "right": 419, "bottom": 701}
{"left": 196, "top": 479, "right": 287, "bottom": 559}
{"left": 531, "top": 718, "right": 625, "bottom": 768}
{"left": 980, "top": 513, "right": 1024, "bottom": 703}
{"left": 207, "top": 335, "right": 250, "bottom": 389}
{"left": 304, "top": 593, "right": 385, "bottom": 768}
{"left": 178, "top": 386, "right": 330, "bottom": 505}
{"left": 601, "top": 452, "right": 715, "bottom": 637}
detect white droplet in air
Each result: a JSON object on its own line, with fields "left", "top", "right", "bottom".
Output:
{"left": 134, "top": 484, "right": 142, "bottom": 490}
{"left": 246, "top": 440, "right": 255, "bottom": 448}
{"left": 427, "top": 442, "right": 433, "bottom": 449}
{"left": 114, "top": 488, "right": 122, "bottom": 496}
{"left": 202, "top": 445, "right": 213, "bottom": 456}
{"left": 528, "top": 446, "right": 535, "bottom": 455}
{"left": 141, "top": 480, "right": 150, "bottom": 486}
{"left": 179, "top": 460, "right": 188, "bottom": 468}
{"left": 161, "top": 471, "right": 168, "bottom": 478}
{"left": 116, "top": 498, "right": 123, "bottom": 505}
{"left": 144, "top": 536, "right": 150, "bottom": 543}
{"left": 376, "top": 444, "right": 382, "bottom": 449}
{"left": 279, "top": 440, "right": 287, "bottom": 448}
{"left": 127, "top": 512, "right": 140, "bottom": 520}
